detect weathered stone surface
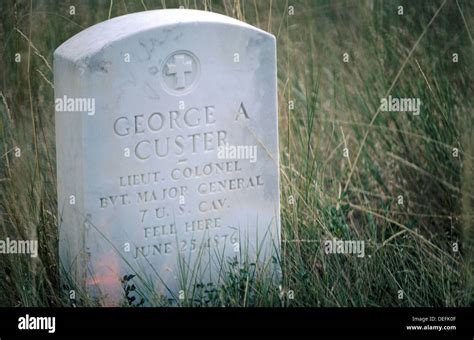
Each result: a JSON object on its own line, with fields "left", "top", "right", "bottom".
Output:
{"left": 55, "top": 9, "right": 280, "bottom": 305}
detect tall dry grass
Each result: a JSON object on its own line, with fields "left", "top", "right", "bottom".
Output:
{"left": 0, "top": 0, "right": 472, "bottom": 306}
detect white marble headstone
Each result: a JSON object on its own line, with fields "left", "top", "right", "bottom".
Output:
{"left": 55, "top": 9, "right": 280, "bottom": 306}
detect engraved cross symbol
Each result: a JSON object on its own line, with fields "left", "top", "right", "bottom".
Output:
{"left": 166, "top": 54, "right": 193, "bottom": 89}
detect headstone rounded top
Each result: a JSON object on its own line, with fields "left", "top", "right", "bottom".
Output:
{"left": 54, "top": 9, "right": 275, "bottom": 62}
